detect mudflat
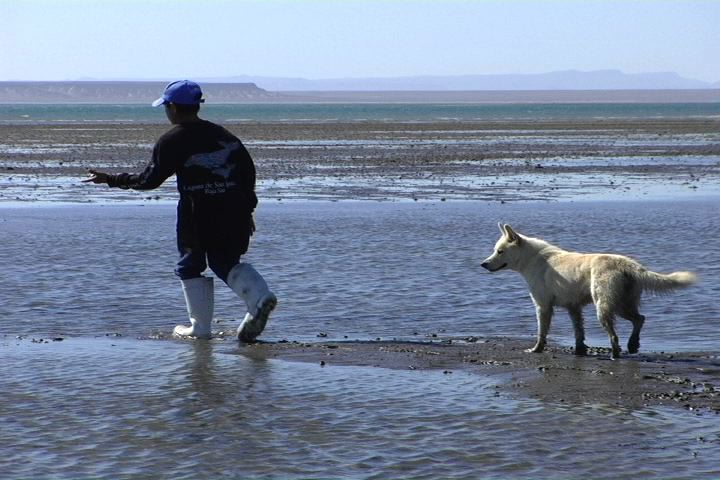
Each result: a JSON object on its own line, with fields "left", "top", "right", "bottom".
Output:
{"left": 236, "top": 337, "right": 720, "bottom": 414}
{"left": 2, "top": 117, "right": 719, "bottom": 202}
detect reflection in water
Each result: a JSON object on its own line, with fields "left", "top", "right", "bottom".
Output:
{"left": 185, "top": 341, "right": 224, "bottom": 410}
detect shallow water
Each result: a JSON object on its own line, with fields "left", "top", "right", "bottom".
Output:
{"left": 2, "top": 200, "right": 720, "bottom": 478}
{"left": 2, "top": 337, "right": 720, "bottom": 480}
{"left": 2, "top": 200, "right": 718, "bottom": 350}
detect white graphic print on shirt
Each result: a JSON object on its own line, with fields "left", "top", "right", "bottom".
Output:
{"left": 184, "top": 141, "right": 241, "bottom": 194}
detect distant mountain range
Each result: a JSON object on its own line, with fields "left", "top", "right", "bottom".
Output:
{"left": 194, "top": 70, "right": 719, "bottom": 91}
{"left": 2, "top": 70, "right": 719, "bottom": 104}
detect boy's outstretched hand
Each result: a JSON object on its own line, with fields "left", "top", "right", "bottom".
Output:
{"left": 83, "top": 170, "right": 109, "bottom": 184}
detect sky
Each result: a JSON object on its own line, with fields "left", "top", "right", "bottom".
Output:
{"left": 1, "top": 0, "right": 719, "bottom": 82}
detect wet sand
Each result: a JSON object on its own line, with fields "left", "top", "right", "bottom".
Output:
{"left": 237, "top": 337, "right": 720, "bottom": 414}
{"left": 1, "top": 117, "right": 719, "bottom": 202}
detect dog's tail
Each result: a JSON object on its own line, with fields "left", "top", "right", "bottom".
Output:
{"left": 638, "top": 269, "right": 697, "bottom": 294}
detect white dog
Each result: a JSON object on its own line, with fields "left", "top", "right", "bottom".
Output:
{"left": 481, "top": 223, "right": 696, "bottom": 359}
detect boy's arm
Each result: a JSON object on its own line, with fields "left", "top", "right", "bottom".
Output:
{"left": 83, "top": 142, "right": 176, "bottom": 190}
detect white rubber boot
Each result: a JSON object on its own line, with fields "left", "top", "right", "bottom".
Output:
{"left": 226, "top": 263, "right": 277, "bottom": 342}
{"left": 174, "top": 277, "right": 214, "bottom": 339}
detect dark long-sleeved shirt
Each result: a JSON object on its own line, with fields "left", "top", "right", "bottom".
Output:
{"left": 108, "top": 120, "right": 258, "bottom": 251}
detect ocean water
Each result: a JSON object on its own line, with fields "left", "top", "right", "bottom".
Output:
{"left": 2, "top": 200, "right": 720, "bottom": 479}
{"left": 1, "top": 101, "right": 719, "bottom": 124}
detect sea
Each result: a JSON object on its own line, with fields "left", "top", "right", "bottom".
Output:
{"left": 1, "top": 102, "right": 720, "bottom": 479}
{"left": 1, "top": 101, "right": 719, "bottom": 124}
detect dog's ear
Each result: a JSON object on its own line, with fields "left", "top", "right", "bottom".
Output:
{"left": 504, "top": 224, "right": 521, "bottom": 243}
{"left": 498, "top": 222, "right": 506, "bottom": 236}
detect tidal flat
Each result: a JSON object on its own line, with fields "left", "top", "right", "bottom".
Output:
{"left": 1, "top": 117, "right": 719, "bottom": 203}
{"left": 1, "top": 113, "right": 719, "bottom": 478}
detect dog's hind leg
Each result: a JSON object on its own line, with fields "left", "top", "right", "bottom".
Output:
{"left": 596, "top": 303, "right": 621, "bottom": 359}
{"left": 568, "top": 307, "right": 588, "bottom": 356}
{"left": 621, "top": 307, "right": 645, "bottom": 354}
{"left": 527, "top": 304, "right": 553, "bottom": 353}
{"left": 593, "top": 276, "right": 622, "bottom": 359}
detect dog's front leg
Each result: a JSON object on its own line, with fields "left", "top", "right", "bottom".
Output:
{"left": 568, "top": 307, "right": 588, "bottom": 356}
{"left": 527, "top": 304, "right": 553, "bottom": 353}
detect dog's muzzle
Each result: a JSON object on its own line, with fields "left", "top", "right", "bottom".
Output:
{"left": 481, "top": 262, "right": 507, "bottom": 272}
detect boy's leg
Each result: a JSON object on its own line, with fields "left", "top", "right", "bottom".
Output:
{"left": 174, "top": 247, "right": 214, "bottom": 338}
{"left": 174, "top": 277, "right": 214, "bottom": 339}
{"left": 229, "top": 263, "right": 277, "bottom": 343}
{"left": 208, "top": 249, "right": 276, "bottom": 343}
{"left": 175, "top": 246, "right": 208, "bottom": 280}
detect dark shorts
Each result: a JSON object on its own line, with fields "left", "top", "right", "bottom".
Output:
{"left": 175, "top": 202, "right": 252, "bottom": 282}
{"left": 175, "top": 242, "right": 248, "bottom": 282}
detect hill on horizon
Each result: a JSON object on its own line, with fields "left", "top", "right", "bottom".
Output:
{"left": 0, "top": 81, "right": 277, "bottom": 103}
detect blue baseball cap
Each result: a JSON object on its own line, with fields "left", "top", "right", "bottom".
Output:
{"left": 152, "top": 80, "right": 205, "bottom": 107}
